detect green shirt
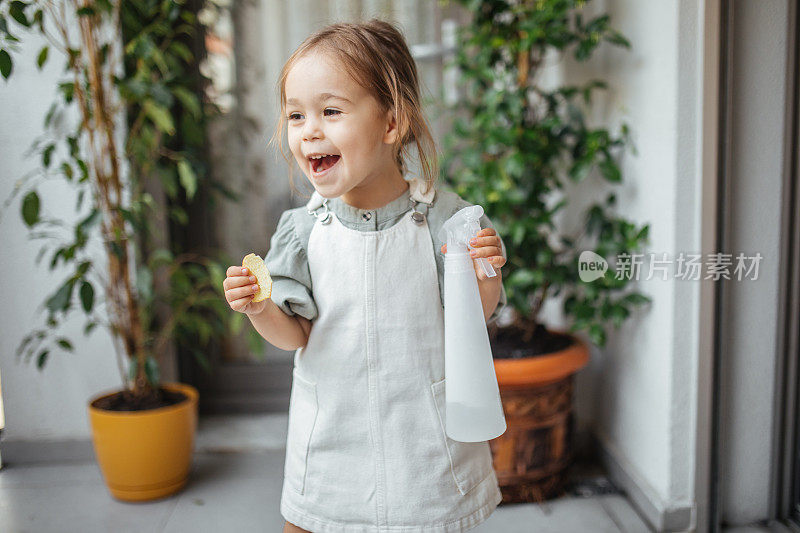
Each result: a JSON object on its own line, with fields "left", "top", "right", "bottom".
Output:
{"left": 264, "top": 182, "right": 508, "bottom": 325}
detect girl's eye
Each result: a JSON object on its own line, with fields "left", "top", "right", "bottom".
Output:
{"left": 287, "top": 109, "right": 340, "bottom": 120}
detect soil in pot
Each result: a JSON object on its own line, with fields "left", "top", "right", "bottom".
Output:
{"left": 489, "top": 322, "right": 574, "bottom": 359}
{"left": 91, "top": 387, "right": 187, "bottom": 411}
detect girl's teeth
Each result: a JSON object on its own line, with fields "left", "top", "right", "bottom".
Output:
{"left": 312, "top": 154, "right": 340, "bottom": 173}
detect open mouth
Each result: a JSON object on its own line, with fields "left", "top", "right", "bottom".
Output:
{"left": 309, "top": 154, "right": 341, "bottom": 175}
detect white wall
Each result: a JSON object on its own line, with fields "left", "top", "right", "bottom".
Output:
{"left": 0, "top": 30, "right": 121, "bottom": 443}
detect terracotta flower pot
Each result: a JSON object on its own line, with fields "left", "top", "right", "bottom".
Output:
{"left": 489, "top": 329, "right": 589, "bottom": 503}
{"left": 87, "top": 382, "right": 199, "bottom": 502}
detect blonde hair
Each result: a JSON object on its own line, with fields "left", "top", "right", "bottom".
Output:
{"left": 268, "top": 18, "right": 438, "bottom": 198}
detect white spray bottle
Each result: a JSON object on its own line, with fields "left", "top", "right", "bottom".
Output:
{"left": 437, "top": 205, "right": 507, "bottom": 442}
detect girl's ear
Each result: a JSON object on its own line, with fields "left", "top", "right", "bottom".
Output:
{"left": 382, "top": 108, "right": 400, "bottom": 145}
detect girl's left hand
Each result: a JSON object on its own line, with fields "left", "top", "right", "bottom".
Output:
{"left": 440, "top": 228, "right": 506, "bottom": 281}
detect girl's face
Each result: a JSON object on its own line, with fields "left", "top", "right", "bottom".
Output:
{"left": 284, "top": 51, "right": 401, "bottom": 202}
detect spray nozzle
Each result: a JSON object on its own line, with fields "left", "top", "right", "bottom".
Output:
{"left": 437, "top": 205, "right": 497, "bottom": 278}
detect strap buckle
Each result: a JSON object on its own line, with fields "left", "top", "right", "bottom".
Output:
{"left": 409, "top": 197, "right": 428, "bottom": 225}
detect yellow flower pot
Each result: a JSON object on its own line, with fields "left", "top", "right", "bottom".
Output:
{"left": 87, "top": 382, "right": 199, "bottom": 502}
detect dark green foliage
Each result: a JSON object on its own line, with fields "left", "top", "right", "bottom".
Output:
{"left": 441, "top": 0, "right": 651, "bottom": 347}
{"left": 2, "top": 1, "right": 246, "bottom": 381}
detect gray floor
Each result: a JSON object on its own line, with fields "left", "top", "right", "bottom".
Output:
{"left": 0, "top": 414, "right": 653, "bottom": 532}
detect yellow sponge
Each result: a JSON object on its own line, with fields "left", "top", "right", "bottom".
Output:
{"left": 242, "top": 253, "right": 273, "bottom": 302}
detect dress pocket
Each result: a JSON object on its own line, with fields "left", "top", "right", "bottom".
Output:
{"left": 430, "top": 377, "right": 494, "bottom": 496}
{"left": 285, "top": 368, "right": 318, "bottom": 495}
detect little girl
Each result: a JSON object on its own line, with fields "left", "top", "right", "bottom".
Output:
{"left": 224, "top": 19, "right": 508, "bottom": 533}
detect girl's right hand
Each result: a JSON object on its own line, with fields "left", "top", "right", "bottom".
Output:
{"left": 224, "top": 265, "right": 268, "bottom": 316}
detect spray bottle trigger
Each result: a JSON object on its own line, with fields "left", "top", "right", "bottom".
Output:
{"left": 467, "top": 240, "right": 497, "bottom": 278}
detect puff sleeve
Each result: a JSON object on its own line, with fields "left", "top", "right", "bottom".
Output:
{"left": 263, "top": 210, "right": 318, "bottom": 321}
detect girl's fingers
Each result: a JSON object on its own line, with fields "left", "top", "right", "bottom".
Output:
{"left": 228, "top": 284, "right": 259, "bottom": 302}
{"left": 223, "top": 274, "right": 258, "bottom": 290}
{"left": 230, "top": 295, "right": 255, "bottom": 310}
{"left": 469, "top": 246, "right": 502, "bottom": 259}
{"left": 227, "top": 265, "right": 250, "bottom": 276}
{"left": 490, "top": 255, "right": 507, "bottom": 267}
{"left": 469, "top": 235, "right": 501, "bottom": 248}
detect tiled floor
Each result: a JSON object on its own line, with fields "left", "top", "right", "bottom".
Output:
{"left": 0, "top": 414, "right": 651, "bottom": 532}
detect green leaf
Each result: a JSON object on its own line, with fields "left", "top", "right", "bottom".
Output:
{"left": 599, "top": 157, "right": 621, "bottom": 182}
{"left": 78, "top": 208, "right": 100, "bottom": 234}
{"left": 80, "top": 281, "right": 94, "bottom": 312}
{"left": 636, "top": 224, "right": 650, "bottom": 242}
{"left": 57, "top": 338, "right": 74, "bottom": 352}
{"left": 609, "top": 304, "right": 629, "bottom": 327}
{"left": 84, "top": 321, "right": 97, "bottom": 335}
{"left": 32, "top": 8, "right": 43, "bottom": 31}
{"left": 177, "top": 159, "right": 197, "bottom": 200}
{"left": 588, "top": 323, "right": 606, "bottom": 347}
{"left": 42, "top": 143, "right": 55, "bottom": 167}
{"left": 0, "top": 49, "right": 12, "bottom": 79}
{"left": 169, "top": 41, "right": 193, "bottom": 62}
{"left": 36, "top": 46, "right": 48, "bottom": 69}
{"left": 76, "top": 261, "right": 90, "bottom": 278}
{"left": 172, "top": 86, "right": 200, "bottom": 118}
{"left": 574, "top": 301, "right": 595, "bottom": 321}
{"left": 44, "top": 102, "right": 57, "bottom": 127}
{"left": 569, "top": 156, "right": 593, "bottom": 182}
{"left": 59, "top": 162, "right": 73, "bottom": 181}
{"left": 170, "top": 205, "right": 188, "bottom": 225}
{"left": 22, "top": 190, "right": 40, "bottom": 226}
{"left": 150, "top": 83, "right": 174, "bottom": 108}
{"left": 148, "top": 248, "right": 173, "bottom": 269}
{"left": 37, "top": 349, "right": 50, "bottom": 369}
{"left": 77, "top": 159, "right": 89, "bottom": 182}
{"left": 16, "top": 332, "right": 35, "bottom": 358}
{"left": 605, "top": 30, "right": 631, "bottom": 48}
{"left": 58, "top": 81, "right": 75, "bottom": 103}
{"left": 9, "top": 1, "right": 29, "bottom": 27}
{"left": 622, "top": 292, "right": 651, "bottom": 306}
{"left": 95, "top": 0, "right": 113, "bottom": 13}
{"left": 47, "top": 279, "right": 74, "bottom": 313}
{"left": 508, "top": 269, "right": 536, "bottom": 287}
{"left": 143, "top": 100, "right": 175, "bottom": 135}
{"left": 49, "top": 248, "right": 64, "bottom": 270}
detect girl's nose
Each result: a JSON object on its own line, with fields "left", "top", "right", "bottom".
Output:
{"left": 302, "top": 116, "right": 323, "bottom": 142}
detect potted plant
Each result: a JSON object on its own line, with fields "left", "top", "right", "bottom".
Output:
{"left": 440, "top": 0, "right": 652, "bottom": 503}
{"left": 1, "top": 0, "right": 232, "bottom": 501}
